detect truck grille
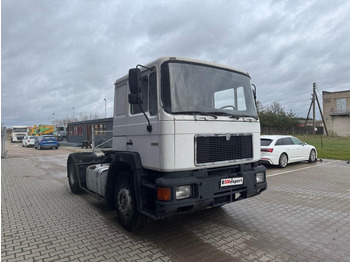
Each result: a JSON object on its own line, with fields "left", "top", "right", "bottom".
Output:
{"left": 195, "top": 134, "right": 253, "bottom": 165}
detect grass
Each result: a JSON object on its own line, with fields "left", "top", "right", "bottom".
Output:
{"left": 296, "top": 135, "right": 350, "bottom": 161}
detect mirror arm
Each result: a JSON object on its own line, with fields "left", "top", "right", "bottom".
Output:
{"left": 136, "top": 64, "right": 154, "bottom": 71}
{"left": 137, "top": 104, "right": 152, "bottom": 132}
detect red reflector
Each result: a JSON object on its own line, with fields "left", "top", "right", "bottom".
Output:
{"left": 261, "top": 148, "right": 274, "bottom": 153}
{"left": 28, "top": 140, "right": 30, "bottom": 142}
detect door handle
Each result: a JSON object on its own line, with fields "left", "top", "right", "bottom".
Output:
{"left": 126, "top": 140, "right": 133, "bottom": 146}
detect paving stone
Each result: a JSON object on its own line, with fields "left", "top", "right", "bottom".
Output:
{"left": 2, "top": 144, "right": 350, "bottom": 262}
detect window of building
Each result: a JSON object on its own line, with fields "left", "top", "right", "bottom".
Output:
{"left": 93, "top": 123, "right": 107, "bottom": 136}
{"left": 68, "top": 125, "right": 83, "bottom": 136}
{"left": 336, "top": 98, "right": 347, "bottom": 112}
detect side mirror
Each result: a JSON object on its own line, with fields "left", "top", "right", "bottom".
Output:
{"left": 251, "top": 84, "right": 257, "bottom": 101}
{"left": 128, "top": 68, "right": 141, "bottom": 94}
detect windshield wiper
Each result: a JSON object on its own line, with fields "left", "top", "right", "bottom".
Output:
{"left": 172, "top": 111, "right": 258, "bottom": 120}
{"left": 208, "top": 112, "right": 258, "bottom": 120}
{"left": 232, "top": 115, "right": 258, "bottom": 120}
{"left": 172, "top": 111, "right": 218, "bottom": 119}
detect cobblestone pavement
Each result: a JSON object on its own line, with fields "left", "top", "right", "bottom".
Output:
{"left": 2, "top": 142, "right": 350, "bottom": 261}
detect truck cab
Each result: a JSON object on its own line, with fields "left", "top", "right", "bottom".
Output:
{"left": 53, "top": 125, "right": 67, "bottom": 141}
{"left": 67, "top": 57, "right": 267, "bottom": 232}
{"left": 11, "top": 126, "right": 28, "bottom": 143}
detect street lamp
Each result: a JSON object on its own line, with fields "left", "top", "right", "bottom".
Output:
{"left": 72, "top": 107, "right": 75, "bottom": 119}
{"left": 52, "top": 112, "right": 55, "bottom": 124}
{"left": 104, "top": 98, "right": 107, "bottom": 118}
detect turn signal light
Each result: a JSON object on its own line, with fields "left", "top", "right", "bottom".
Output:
{"left": 157, "top": 187, "right": 171, "bottom": 201}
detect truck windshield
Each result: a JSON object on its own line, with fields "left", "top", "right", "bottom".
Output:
{"left": 161, "top": 61, "right": 258, "bottom": 118}
{"left": 13, "top": 128, "right": 27, "bottom": 133}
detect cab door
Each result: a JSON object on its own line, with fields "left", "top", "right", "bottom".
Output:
{"left": 126, "top": 70, "right": 160, "bottom": 170}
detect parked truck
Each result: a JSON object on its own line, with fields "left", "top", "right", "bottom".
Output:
{"left": 67, "top": 57, "right": 267, "bottom": 232}
{"left": 53, "top": 125, "right": 67, "bottom": 141}
{"left": 11, "top": 126, "right": 28, "bottom": 142}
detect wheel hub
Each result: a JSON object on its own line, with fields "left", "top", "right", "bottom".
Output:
{"left": 118, "top": 188, "right": 132, "bottom": 217}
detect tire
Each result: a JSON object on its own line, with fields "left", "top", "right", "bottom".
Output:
{"left": 115, "top": 173, "right": 147, "bottom": 232}
{"left": 67, "top": 160, "right": 81, "bottom": 194}
{"left": 55, "top": 146, "right": 58, "bottom": 150}
{"left": 279, "top": 153, "right": 288, "bottom": 168}
{"left": 308, "top": 149, "right": 317, "bottom": 162}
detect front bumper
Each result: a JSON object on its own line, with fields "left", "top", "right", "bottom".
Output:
{"left": 154, "top": 165, "right": 267, "bottom": 219}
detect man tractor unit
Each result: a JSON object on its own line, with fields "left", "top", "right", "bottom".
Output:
{"left": 67, "top": 57, "right": 267, "bottom": 232}
{"left": 11, "top": 126, "right": 28, "bottom": 143}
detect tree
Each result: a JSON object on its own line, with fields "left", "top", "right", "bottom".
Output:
{"left": 52, "top": 112, "right": 101, "bottom": 126}
{"left": 258, "top": 102, "right": 299, "bottom": 128}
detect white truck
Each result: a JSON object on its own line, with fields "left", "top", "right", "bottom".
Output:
{"left": 11, "top": 126, "right": 28, "bottom": 143}
{"left": 53, "top": 126, "right": 67, "bottom": 141}
{"left": 67, "top": 57, "right": 267, "bottom": 232}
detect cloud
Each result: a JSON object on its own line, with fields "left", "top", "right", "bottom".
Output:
{"left": 2, "top": 0, "right": 350, "bottom": 127}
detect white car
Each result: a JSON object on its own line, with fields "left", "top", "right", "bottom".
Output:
{"left": 22, "top": 136, "right": 37, "bottom": 147}
{"left": 260, "top": 135, "right": 317, "bottom": 168}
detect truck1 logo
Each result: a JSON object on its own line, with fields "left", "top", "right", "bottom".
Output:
{"left": 221, "top": 178, "right": 243, "bottom": 185}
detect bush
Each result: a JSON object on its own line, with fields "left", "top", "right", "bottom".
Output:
{"left": 258, "top": 102, "right": 299, "bottom": 128}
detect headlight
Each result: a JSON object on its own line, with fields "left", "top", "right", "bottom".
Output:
{"left": 256, "top": 173, "right": 265, "bottom": 183}
{"left": 176, "top": 185, "right": 191, "bottom": 199}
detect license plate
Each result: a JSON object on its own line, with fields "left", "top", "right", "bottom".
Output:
{"left": 221, "top": 177, "right": 243, "bottom": 187}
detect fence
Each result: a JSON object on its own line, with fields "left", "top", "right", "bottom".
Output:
{"left": 1, "top": 126, "right": 7, "bottom": 158}
{"left": 91, "top": 126, "right": 113, "bottom": 153}
{"left": 261, "top": 126, "right": 324, "bottom": 136}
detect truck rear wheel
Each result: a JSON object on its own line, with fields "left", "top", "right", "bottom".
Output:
{"left": 68, "top": 160, "right": 81, "bottom": 194}
{"left": 114, "top": 173, "right": 147, "bottom": 232}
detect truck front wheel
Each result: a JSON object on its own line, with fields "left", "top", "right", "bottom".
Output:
{"left": 68, "top": 161, "right": 81, "bottom": 194}
{"left": 114, "top": 173, "right": 146, "bottom": 232}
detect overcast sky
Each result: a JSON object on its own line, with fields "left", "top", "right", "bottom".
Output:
{"left": 2, "top": 0, "right": 350, "bottom": 127}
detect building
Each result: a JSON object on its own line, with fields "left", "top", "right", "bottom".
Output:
{"left": 67, "top": 117, "right": 113, "bottom": 148}
{"left": 323, "top": 90, "right": 350, "bottom": 136}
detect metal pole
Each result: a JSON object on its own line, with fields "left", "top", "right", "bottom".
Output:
{"left": 315, "top": 91, "right": 329, "bottom": 136}
{"left": 1, "top": 126, "right": 7, "bottom": 158}
{"left": 313, "top": 83, "right": 316, "bottom": 135}
{"left": 92, "top": 125, "right": 95, "bottom": 153}
{"left": 72, "top": 107, "right": 75, "bottom": 119}
{"left": 304, "top": 98, "right": 313, "bottom": 134}
{"left": 104, "top": 98, "right": 106, "bottom": 118}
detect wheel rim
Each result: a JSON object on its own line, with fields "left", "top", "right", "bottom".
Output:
{"left": 310, "top": 150, "right": 316, "bottom": 161}
{"left": 280, "top": 154, "right": 288, "bottom": 167}
{"left": 118, "top": 187, "right": 132, "bottom": 218}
